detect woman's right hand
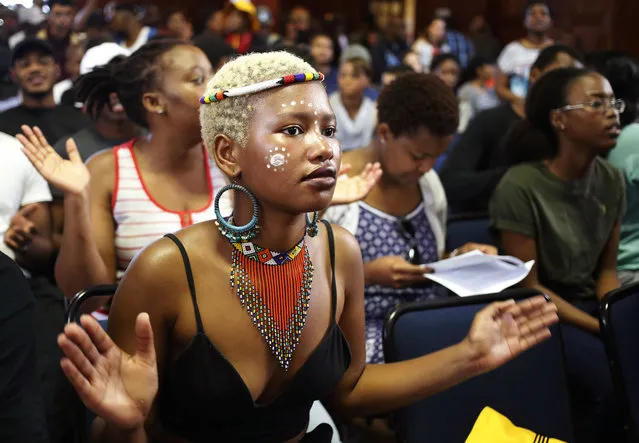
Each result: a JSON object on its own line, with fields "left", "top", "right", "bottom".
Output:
{"left": 58, "top": 313, "right": 159, "bottom": 431}
{"left": 17, "top": 125, "right": 90, "bottom": 196}
{"left": 365, "top": 255, "right": 432, "bottom": 288}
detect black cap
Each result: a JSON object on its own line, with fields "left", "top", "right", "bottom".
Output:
{"left": 11, "top": 37, "right": 55, "bottom": 65}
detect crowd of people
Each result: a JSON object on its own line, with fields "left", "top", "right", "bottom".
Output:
{"left": 0, "top": 0, "right": 637, "bottom": 442}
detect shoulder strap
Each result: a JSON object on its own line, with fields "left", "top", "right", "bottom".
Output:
{"left": 320, "top": 220, "right": 338, "bottom": 321}
{"left": 164, "top": 233, "right": 204, "bottom": 333}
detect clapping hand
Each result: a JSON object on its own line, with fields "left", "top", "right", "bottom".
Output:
{"left": 18, "top": 125, "right": 90, "bottom": 196}
{"left": 331, "top": 162, "right": 382, "bottom": 206}
{"left": 464, "top": 296, "right": 559, "bottom": 374}
{"left": 58, "top": 313, "right": 159, "bottom": 431}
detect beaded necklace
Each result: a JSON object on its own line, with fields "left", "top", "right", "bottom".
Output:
{"left": 230, "top": 237, "right": 313, "bottom": 371}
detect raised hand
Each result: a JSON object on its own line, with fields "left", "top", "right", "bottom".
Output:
{"left": 331, "top": 162, "right": 382, "bottom": 206}
{"left": 18, "top": 125, "right": 90, "bottom": 196}
{"left": 58, "top": 313, "right": 159, "bottom": 431}
{"left": 465, "top": 296, "right": 559, "bottom": 374}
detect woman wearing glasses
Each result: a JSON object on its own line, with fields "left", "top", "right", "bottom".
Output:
{"left": 490, "top": 67, "right": 625, "bottom": 442}
{"left": 324, "top": 73, "right": 496, "bottom": 364}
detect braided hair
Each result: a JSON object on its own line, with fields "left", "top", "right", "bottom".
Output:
{"left": 74, "top": 38, "right": 184, "bottom": 127}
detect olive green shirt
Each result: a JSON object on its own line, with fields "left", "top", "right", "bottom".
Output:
{"left": 489, "top": 157, "right": 625, "bottom": 301}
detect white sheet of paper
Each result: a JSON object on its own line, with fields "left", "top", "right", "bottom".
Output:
{"left": 423, "top": 250, "right": 534, "bottom": 297}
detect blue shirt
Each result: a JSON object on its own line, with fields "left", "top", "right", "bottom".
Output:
{"left": 607, "top": 123, "right": 639, "bottom": 271}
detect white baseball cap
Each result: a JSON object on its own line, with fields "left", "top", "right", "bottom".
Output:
{"left": 80, "top": 42, "right": 131, "bottom": 75}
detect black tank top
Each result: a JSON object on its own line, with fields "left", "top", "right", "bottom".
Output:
{"left": 159, "top": 221, "right": 352, "bottom": 442}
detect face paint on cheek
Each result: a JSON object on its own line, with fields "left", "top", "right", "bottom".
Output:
{"left": 265, "top": 146, "right": 290, "bottom": 172}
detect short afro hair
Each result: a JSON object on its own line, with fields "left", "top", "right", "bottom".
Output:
{"left": 377, "top": 73, "right": 459, "bottom": 138}
{"left": 200, "top": 51, "right": 317, "bottom": 150}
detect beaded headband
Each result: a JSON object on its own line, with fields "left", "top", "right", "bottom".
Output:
{"left": 200, "top": 72, "right": 325, "bottom": 104}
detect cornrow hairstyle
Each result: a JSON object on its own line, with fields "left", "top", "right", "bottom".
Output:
{"left": 503, "top": 67, "right": 592, "bottom": 164}
{"left": 377, "top": 72, "right": 459, "bottom": 138}
{"left": 74, "top": 38, "right": 184, "bottom": 127}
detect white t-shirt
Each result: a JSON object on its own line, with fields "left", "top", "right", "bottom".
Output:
{"left": 0, "top": 132, "right": 52, "bottom": 261}
{"left": 498, "top": 41, "right": 541, "bottom": 98}
{"left": 119, "top": 26, "right": 156, "bottom": 53}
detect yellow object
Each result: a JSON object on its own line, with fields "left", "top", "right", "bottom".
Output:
{"left": 465, "top": 407, "right": 567, "bottom": 443}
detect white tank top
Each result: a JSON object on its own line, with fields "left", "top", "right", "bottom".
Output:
{"left": 112, "top": 140, "right": 231, "bottom": 280}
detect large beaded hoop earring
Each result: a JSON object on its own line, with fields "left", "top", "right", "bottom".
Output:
{"left": 305, "top": 211, "right": 319, "bottom": 237}
{"left": 214, "top": 184, "right": 260, "bottom": 242}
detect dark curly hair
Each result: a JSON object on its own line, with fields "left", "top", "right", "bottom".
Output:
{"left": 377, "top": 72, "right": 459, "bottom": 137}
{"left": 74, "top": 38, "right": 184, "bottom": 128}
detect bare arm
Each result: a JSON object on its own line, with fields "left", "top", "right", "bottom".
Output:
{"left": 500, "top": 230, "right": 600, "bottom": 334}
{"left": 73, "top": 0, "right": 98, "bottom": 31}
{"left": 91, "top": 238, "right": 178, "bottom": 443}
{"left": 56, "top": 151, "right": 117, "bottom": 300}
{"left": 495, "top": 70, "right": 523, "bottom": 105}
{"left": 328, "top": 226, "right": 557, "bottom": 417}
{"left": 596, "top": 221, "right": 621, "bottom": 300}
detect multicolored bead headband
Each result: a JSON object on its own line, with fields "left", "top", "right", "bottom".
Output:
{"left": 200, "top": 72, "right": 325, "bottom": 104}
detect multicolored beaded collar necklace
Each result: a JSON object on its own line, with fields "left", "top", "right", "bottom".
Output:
{"left": 230, "top": 237, "right": 313, "bottom": 371}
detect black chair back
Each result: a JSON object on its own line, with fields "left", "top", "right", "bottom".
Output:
{"left": 600, "top": 282, "right": 639, "bottom": 442}
{"left": 383, "top": 288, "right": 573, "bottom": 443}
{"left": 66, "top": 284, "right": 118, "bottom": 324}
{"left": 446, "top": 212, "right": 495, "bottom": 251}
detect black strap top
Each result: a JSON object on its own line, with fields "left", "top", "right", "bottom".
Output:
{"left": 159, "top": 220, "right": 351, "bottom": 442}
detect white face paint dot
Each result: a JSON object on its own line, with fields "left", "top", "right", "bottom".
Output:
{"left": 308, "top": 103, "right": 313, "bottom": 107}
{"left": 270, "top": 153, "right": 286, "bottom": 167}
{"left": 314, "top": 111, "right": 318, "bottom": 115}
{"left": 281, "top": 147, "right": 286, "bottom": 152}
{"left": 300, "top": 100, "right": 305, "bottom": 104}
{"left": 290, "top": 101, "right": 296, "bottom": 106}
{"left": 281, "top": 103, "right": 287, "bottom": 108}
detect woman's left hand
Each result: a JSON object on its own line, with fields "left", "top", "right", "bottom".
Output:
{"left": 464, "top": 296, "right": 559, "bottom": 375}
{"left": 331, "top": 162, "right": 382, "bottom": 206}
{"left": 452, "top": 242, "right": 498, "bottom": 257}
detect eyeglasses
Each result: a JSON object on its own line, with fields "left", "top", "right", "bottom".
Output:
{"left": 559, "top": 98, "right": 626, "bottom": 114}
{"left": 398, "top": 219, "right": 421, "bottom": 265}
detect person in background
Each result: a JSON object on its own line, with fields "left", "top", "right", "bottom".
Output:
{"left": 457, "top": 55, "right": 500, "bottom": 131}
{"left": 52, "top": 37, "right": 85, "bottom": 104}
{"left": 325, "top": 73, "right": 497, "bottom": 364}
{"left": 329, "top": 57, "right": 376, "bottom": 152}
{"left": 84, "top": 11, "right": 110, "bottom": 41}
{"left": 195, "top": 7, "right": 225, "bottom": 36}
{"left": 110, "top": 3, "right": 157, "bottom": 53}
{"left": 430, "top": 53, "right": 461, "bottom": 90}
{"left": 338, "top": 44, "right": 378, "bottom": 101}
{"left": 490, "top": 67, "right": 625, "bottom": 443}
{"left": 9, "top": 2, "right": 46, "bottom": 49}
{"left": 34, "top": 0, "right": 84, "bottom": 80}
{"left": 223, "top": 0, "right": 267, "bottom": 54}
{"left": 380, "top": 63, "right": 413, "bottom": 87}
{"left": 369, "top": 13, "right": 408, "bottom": 84}
{"left": 412, "top": 17, "right": 448, "bottom": 74}
{"left": 163, "top": 8, "right": 193, "bottom": 42}
{"left": 469, "top": 14, "right": 502, "bottom": 62}
{"left": 309, "top": 32, "right": 337, "bottom": 94}
{"left": 0, "top": 7, "right": 21, "bottom": 47}
{"left": 0, "top": 250, "right": 49, "bottom": 443}
{"left": 596, "top": 53, "right": 639, "bottom": 285}
{"left": 439, "top": 44, "right": 583, "bottom": 214}
{"left": 192, "top": 31, "right": 236, "bottom": 72}
{"left": 402, "top": 49, "right": 423, "bottom": 73}
{"left": 496, "top": 0, "right": 553, "bottom": 107}
{"left": 0, "top": 38, "right": 90, "bottom": 144}
{"left": 435, "top": 7, "right": 474, "bottom": 68}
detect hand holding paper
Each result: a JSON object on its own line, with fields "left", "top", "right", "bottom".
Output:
{"left": 423, "top": 250, "right": 534, "bottom": 297}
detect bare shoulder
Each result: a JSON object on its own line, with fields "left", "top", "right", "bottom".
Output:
{"left": 323, "top": 222, "right": 362, "bottom": 268}
{"left": 85, "top": 148, "right": 116, "bottom": 193}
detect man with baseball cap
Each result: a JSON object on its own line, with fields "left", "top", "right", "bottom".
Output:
{"left": 0, "top": 37, "right": 90, "bottom": 144}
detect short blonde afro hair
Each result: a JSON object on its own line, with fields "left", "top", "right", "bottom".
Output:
{"left": 200, "top": 51, "right": 317, "bottom": 150}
